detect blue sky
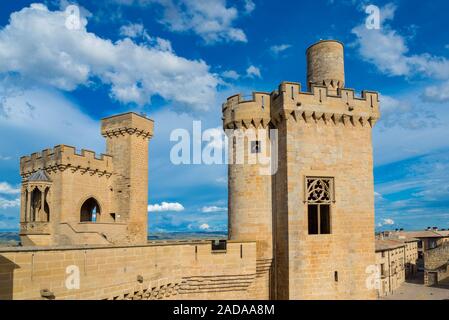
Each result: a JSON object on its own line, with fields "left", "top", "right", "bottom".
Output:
{"left": 0, "top": 0, "right": 448, "bottom": 232}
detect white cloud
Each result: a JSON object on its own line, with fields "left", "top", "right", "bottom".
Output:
{"left": 377, "top": 218, "right": 395, "bottom": 227}
{"left": 0, "top": 197, "right": 20, "bottom": 209}
{"left": 221, "top": 70, "right": 240, "bottom": 80}
{"left": 243, "top": 0, "right": 256, "bottom": 14}
{"left": 119, "top": 22, "right": 145, "bottom": 38}
{"left": 0, "top": 88, "right": 101, "bottom": 155}
{"left": 115, "top": 0, "right": 249, "bottom": 44}
{"left": 351, "top": 3, "right": 449, "bottom": 80}
{"left": 0, "top": 182, "right": 20, "bottom": 195}
{"left": 0, "top": 4, "right": 218, "bottom": 111}
{"left": 422, "top": 81, "right": 449, "bottom": 103}
{"left": 201, "top": 205, "right": 227, "bottom": 213}
{"left": 246, "top": 65, "right": 261, "bottom": 78}
{"left": 148, "top": 201, "right": 185, "bottom": 212}
{"left": 199, "top": 223, "right": 210, "bottom": 230}
{"left": 0, "top": 155, "right": 11, "bottom": 161}
{"left": 379, "top": 94, "right": 438, "bottom": 130}
{"left": 270, "top": 44, "right": 291, "bottom": 56}
{"left": 215, "top": 177, "right": 227, "bottom": 184}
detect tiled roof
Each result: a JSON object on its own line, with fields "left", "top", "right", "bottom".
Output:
{"left": 28, "top": 170, "right": 51, "bottom": 182}
{"left": 375, "top": 239, "right": 406, "bottom": 252}
{"left": 436, "top": 230, "right": 449, "bottom": 237}
{"left": 395, "top": 231, "right": 443, "bottom": 239}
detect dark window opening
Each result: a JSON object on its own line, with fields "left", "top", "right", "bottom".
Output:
{"left": 308, "top": 204, "right": 331, "bottom": 235}
{"left": 80, "top": 197, "right": 100, "bottom": 222}
{"left": 211, "top": 240, "right": 227, "bottom": 251}
{"left": 43, "top": 187, "right": 50, "bottom": 222}
{"left": 308, "top": 204, "right": 318, "bottom": 234}
{"left": 251, "top": 140, "right": 261, "bottom": 154}
{"left": 306, "top": 177, "right": 334, "bottom": 235}
{"left": 320, "top": 205, "right": 331, "bottom": 234}
{"left": 334, "top": 271, "right": 338, "bottom": 282}
{"left": 30, "top": 188, "right": 41, "bottom": 222}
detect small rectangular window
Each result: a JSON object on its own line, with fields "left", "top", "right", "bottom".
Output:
{"left": 251, "top": 141, "right": 261, "bottom": 154}
{"left": 320, "top": 205, "right": 331, "bottom": 234}
{"left": 308, "top": 204, "right": 319, "bottom": 234}
{"left": 212, "top": 240, "right": 227, "bottom": 251}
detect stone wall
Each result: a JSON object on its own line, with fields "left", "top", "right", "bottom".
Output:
{"left": 375, "top": 246, "right": 406, "bottom": 297}
{"left": 424, "top": 242, "right": 449, "bottom": 286}
{"left": 277, "top": 115, "right": 376, "bottom": 299}
{"left": 0, "top": 241, "right": 260, "bottom": 300}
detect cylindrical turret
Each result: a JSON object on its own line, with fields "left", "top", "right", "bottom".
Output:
{"left": 306, "top": 40, "right": 345, "bottom": 95}
{"left": 223, "top": 93, "right": 273, "bottom": 299}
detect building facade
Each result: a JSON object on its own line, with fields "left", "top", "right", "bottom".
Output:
{"left": 375, "top": 238, "right": 419, "bottom": 297}
{"left": 19, "top": 113, "right": 154, "bottom": 246}
{"left": 1, "top": 40, "right": 382, "bottom": 300}
{"left": 223, "top": 40, "right": 380, "bottom": 299}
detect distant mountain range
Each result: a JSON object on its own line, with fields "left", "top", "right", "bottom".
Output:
{"left": 0, "top": 231, "right": 227, "bottom": 247}
{"left": 148, "top": 231, "right": 227, "bottom": 241}
{"left": 0, "top": 232, "right": 20, "bottom": 246}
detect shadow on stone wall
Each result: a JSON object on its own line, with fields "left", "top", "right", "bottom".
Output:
{"left": 0, "top": 255, "right": 19, "bottom": 300}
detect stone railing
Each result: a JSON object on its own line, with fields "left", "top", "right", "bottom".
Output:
{"left": 20, "top": 222, "right": 50, "bottom": 235}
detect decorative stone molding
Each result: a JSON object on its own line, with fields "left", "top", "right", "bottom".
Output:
{"left": 101, "top": 127, "right": 153, "bottom": 140}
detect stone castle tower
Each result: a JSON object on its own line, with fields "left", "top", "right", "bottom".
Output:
{"left": 223, "top": 40, "right": 380, "bottom": 299}
{"left": 19, "top": 112, "right": 153, "bottom": 246}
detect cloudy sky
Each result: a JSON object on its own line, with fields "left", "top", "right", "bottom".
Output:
{"left": 0, "top": 0, "right": 448, "bottom": 232}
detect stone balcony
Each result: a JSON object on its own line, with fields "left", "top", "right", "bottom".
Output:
{"left": 20, "top": 222, "right": 50, "bottom": 235}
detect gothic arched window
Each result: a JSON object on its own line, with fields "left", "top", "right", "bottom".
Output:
{"left": 80, "top": 198, "right": 101, "bottom": 222}
{"left": 305, "top": 177, "right": 334, "bottom": 235}
{"left": 30, "top": 187, "right": 42, "bottom": 222}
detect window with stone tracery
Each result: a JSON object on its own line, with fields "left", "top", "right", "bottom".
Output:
{"left": 305, "top": 177, "right": 334, "bottom": 235}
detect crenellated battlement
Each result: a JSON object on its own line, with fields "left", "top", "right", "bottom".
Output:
{"left": 101, "top": 112, "right": 154, "bottom": 139}
{"left": 271, "top": 83, "right": 380, "bottom": 127}
{"left": 222, "top": 92, "right": 271, "bottom": 129}
{"left": 222, "top": 81, "right": 380, "bottom": 130}
{"left": 20, "top": 145, "right": 113, "bottom": 178}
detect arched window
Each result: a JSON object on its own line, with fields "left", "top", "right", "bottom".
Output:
{"left": 30, "top": 187, "right": 42, "bottom": 222}
{"left": 306, "top": 177, "right": 334, "bottom": 235}
{"left": 43, "top": 187, "right": 50, "bottom": 222}
{"left": 80, "top": 198, "right": 101, "bottom": 222}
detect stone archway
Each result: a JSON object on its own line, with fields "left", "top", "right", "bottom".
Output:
{"left": 80, "top": 197, "right": 101, "bottom": 222}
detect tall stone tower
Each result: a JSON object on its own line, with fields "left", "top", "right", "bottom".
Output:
{"left": 222, "top": 93, "right": 274, "bottom": 299}
{"left": 223, "top": 40, "right": 380, "bottom": 299}
{"left": 19, "top": 112, "right": 153, "bottom": 246}
{"left": 101, "top": 113, "right": 154, "bottom": 244}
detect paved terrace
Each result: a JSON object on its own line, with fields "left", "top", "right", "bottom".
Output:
{"left": 382, "top": 272, "right": 449, "bottom": 300}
